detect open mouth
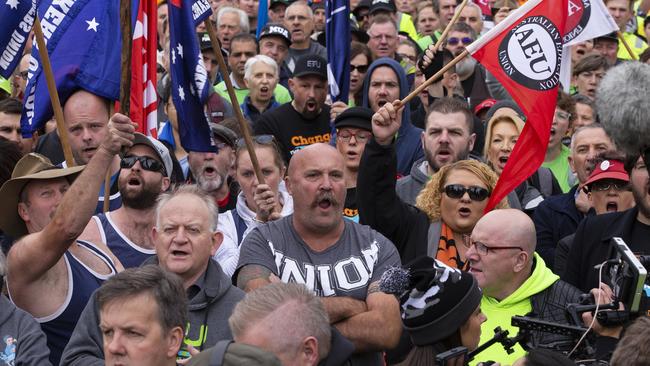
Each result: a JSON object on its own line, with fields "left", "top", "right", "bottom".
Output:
{"left": 606, "top": 202, "right": 619, "bottom": 212}
{"left": 576, "top": 49, "right": 585, "bottom": 56}
{"left": 318, "top": 197, "right": 332, "bottom": 209}
{"left": 203, "top": 166, "right": 217, "bottom": 177}
{"left": 458, "top": 207, "right": 472, "bottom": 217}
{"left": 83, "top": 147, "right": 97, "bottom": 154}
{"left": 171, "top": 249, "right": 189, "bottom": 258}
{"left": 499, "top": 156, "right": 509, "bottom": 164}
{"left": 127, "top": 177, "right": 141, "bottom": 186}
{"left": 306, "top": 100, "right": 317, "bottom": 110}
{"left": 260, "top": 86, "right": 269, "bottom": 93}
{"left": 437, "top": 148, "right": 451, "bottom": 160}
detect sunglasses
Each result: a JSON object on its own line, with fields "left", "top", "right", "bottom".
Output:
{"left": 350, "top": 64, "right": 369, "bottom": 73}
{"left": 236, "top": 134, "right": 276, "bottom": 148}
{"left": 444, "top": 184, "right": 490, "bottom": 201}
{"left": 121, "top": 155, "right": 167, "bottom": 175}
{"left": 588, "top": 181, "right": 631, "bottom": 192}
{"left": 447, "top": 37, "right": 474, "bottom": 46}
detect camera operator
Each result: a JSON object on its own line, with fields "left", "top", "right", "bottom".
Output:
{"left": 467, "top": 209, "right": 583, "bottom": 364}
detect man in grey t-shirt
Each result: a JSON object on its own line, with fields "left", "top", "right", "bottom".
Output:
{"left": 236, "top": 143, "right": 402, "bottom": 365}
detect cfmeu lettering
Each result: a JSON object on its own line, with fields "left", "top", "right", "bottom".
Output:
{"left": 290, "top": 133, "right": 331, "bottom": 147}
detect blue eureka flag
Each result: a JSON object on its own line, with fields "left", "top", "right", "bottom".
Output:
{"left": 168, "top": 0, "right": 216, "bottom": 153}
{"left": 325, "top": 0, "right": 350, "bottom": 103}
{"left": 0, "top": 0, "right": 36, "bottom": 78}
{"left": 256, "top": 0, "right": 269, "bottom": 38}
{"left": 20, "top": 0, "right": 127, "bottom": 137}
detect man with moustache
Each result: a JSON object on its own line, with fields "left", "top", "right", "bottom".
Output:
{"left": 78, "top": 133, "right": 173, "bottom": 268}
{"left": 254, "top": 55, "right": 331, "bottom": 163}
{"left": 188, "top": 124, "right": 239, "bottom": 212}
{"left": 236, "top": 143, "right": 402, "bottom": 365}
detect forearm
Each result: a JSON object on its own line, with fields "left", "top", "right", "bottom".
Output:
{"left": 320, "top": 296, "right": 367, "bottom": 324}
{"left": 333, "top": 307, "right": 402, "bottom": 352}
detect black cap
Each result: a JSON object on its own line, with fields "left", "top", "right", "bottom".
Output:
{"left": 258, "top": 23, "right": 292, "bottom": 47}
{"left": 198, "top": 32, "right": 212, "bottom": 51}
{"left": 334, "top": 107, "right": 373, "bottom": 131}
{"left": 292, "top": 55, "right": 327, "bottom": 80}
{"left": 209, "top": 123, "right": 237, "bottom": 149}
{"left": 595, "top": 32, "right": 618, "bottom": 43}
{"left": 353, "top": 0, "right": 371, "bottom": 14}
{"left": 369, "top": 0, "right": 396, "bottom": 14}
{"left": 269, "top": 0, "right": 290, "bottom": 9}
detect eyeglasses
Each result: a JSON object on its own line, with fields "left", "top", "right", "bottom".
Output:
{"left": 589, "top": 181, "right": 630, "bottom": 192}
{"left": 554, "top": 111, "right": 571, "bottom": 121}
{"left": 447, "top": 37, "right": 474, "bottom": 46}
{"left": 350, "top": 64, "right": 369, "bottom": 73}
{"left": 443, "top": 184, "right": 490, "bottom": 201}
{"left": 121, "top": 155, "right": 166, "bottom": 175}
{"left": 462, "top": 236, "right": 524, "bottom": 255}
{"left": 236, "top": 134, "right": 276, "bottom": 148}
{"left": 337, "top": 129, "right": 372, "bottom": 143}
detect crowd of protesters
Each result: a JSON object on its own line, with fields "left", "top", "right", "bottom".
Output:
{"left": 1, "top": 0, "right": 650, "bottom": 365}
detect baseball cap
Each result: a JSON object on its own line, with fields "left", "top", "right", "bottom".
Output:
{"left": 474, "top": 98, "right": 497, "bottom": 116}
{"left": 595, "top": 32, "right": 618, "bottom": 43}
{"left": 130, "top": 133, "right": 174, "bottom": 178}
{"left": 258, "top": 23, "right": 292, "bottom": 47}
{"left": 0, "top": 154, "right": 85, "bottom": 238}
{"left": 292, "top": 55, "right": 327, "bottom": 80}
{"left": 585, "top": 159, "right": 629, "bottom": 187}
{"left": 198, "top": 32, "right": 212, "bottom": 51}
{"left": 369, "top": 0, "right": 396, "bottom": 15}
{"left": 269, "top": 0, "right": 290, "bottom": 9}
{"left": 334, "top": 107, "right": 373, "bottom": 131}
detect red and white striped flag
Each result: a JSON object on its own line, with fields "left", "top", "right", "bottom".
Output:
{"left": 130, "top": 0, "right": 158, "bottom": 137}
{"left": 464, "top": 0, "right": 569, "bottom": 212}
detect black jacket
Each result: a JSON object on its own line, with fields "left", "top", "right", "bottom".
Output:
{"left": 533, "top": 186, "right": 584, "bottom": 270}
{"left": 561, "top": 207, "right": 643, "bottom": 293}
{"left": 529, "top": 279, "right": 584, "bottom": 349}
{"left": 358, "top": 139, "right": 431, "bottom": 264}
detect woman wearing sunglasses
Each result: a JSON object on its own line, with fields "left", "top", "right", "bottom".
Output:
{"left": 213, "top": 136, "right": 293, "bottom": 278}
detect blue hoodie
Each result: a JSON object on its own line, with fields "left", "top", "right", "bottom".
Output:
{"left": 362, "top": 58, "right": 424, "bottom": 177}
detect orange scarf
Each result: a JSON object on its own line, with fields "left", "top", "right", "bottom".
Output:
{"left": 435, "top": 223, "right": 469, "bottom": 270}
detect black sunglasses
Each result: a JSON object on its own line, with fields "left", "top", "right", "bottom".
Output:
{"left": 121, "top": 155, "right": 166, "bottom": 175}
{"left": 236, "top": 134, "right": 276, "bottom": 148}
{"left": 447, "top": 37, "right": 474, "bottom": 46}
{"left": 444, "top": 184, "right": 490, "bottom": 201}
{"left": 350, "top": 64, "right": 369, "bottom": 73}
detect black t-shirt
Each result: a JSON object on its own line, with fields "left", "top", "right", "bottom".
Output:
{"left": 629, "top": 220, "right": 650, "bottom": 255}
{"left": 343, "top": 187, "right": 359, "bottom": 223}
{"left": 254, "top": 102, "right": 332, "bottom": 163}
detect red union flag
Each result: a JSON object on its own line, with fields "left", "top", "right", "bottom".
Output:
{"left": 130, "top": 0, "right": 158, "bottom": 137}
{"left": 464, "top": 0, "right": 569, "bottom": 212}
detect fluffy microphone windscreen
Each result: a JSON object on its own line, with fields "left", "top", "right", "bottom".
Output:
{"left": 596, "top": 62, "right": 650, "bottom": 155}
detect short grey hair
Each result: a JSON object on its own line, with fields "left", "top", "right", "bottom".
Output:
{"left": 286, "top": 1, "right": 314, "bottom": 19}
{"left": 217, "top": 6, "right": 250, "bottom": 33}
{"left": 229, "top": 283, "right": 331, "bottom": 361}
{"left": 244, "top": 55, "right": 279, "bottom": 81}
{"left": 570, "top": 123, "right": 610, "bottom": 153}
{"left": 155, "top": 185, "right": 218, "bottom": 231}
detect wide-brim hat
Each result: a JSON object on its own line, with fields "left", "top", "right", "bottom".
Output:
{"left": 0, "top": 153, "right": 85, "bottom": 239}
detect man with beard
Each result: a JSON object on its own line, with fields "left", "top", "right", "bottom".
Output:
{"left": 254, "top": 55, "right": 331, "bottom": 163}
{"left": 562, "top": 153, "right": 650, "bottom": 292}
{"left": 78, "top": 133, "right": 173, "bottom": 268}
{"left": 188, "top": 124, "right": 239, "bottom": 212}
{"left": 442, "top": 22, "right": 492, "bottom": 111}
{"left": 396, "top": 98, "right": 476, "bottom": 204}
{"left": 236, "top": 144, "right": 402, "bottom": 365}
{"left": 360, "top": 57, "right": 424, "bottom": 177}
{"left": 534, "top": 124, "right": 614, "bottom": 270}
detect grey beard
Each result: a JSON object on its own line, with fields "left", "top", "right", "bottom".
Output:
{"left": 197, "top": 173, "right": 225, "bottom": 193}
{"left": 456, "top": 56, "right": 477, "bottom": 79}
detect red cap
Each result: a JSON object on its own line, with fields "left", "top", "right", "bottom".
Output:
{"left": 585, "top": 159, "right": 629, "bottom": 186}
{"left": 474, "top": 99, "right": 497, "bottom": 115}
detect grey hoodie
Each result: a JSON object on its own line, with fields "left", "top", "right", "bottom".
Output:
{"left": 395, "top": 158, "right": 430, "bottom": 206}
{"left": 0, "top": 295, "right": 51, "bottom": 366}
{"left": 60, "top": 259, "right": 244, "bottom": 366}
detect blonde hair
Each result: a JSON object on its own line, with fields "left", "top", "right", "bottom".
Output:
{"left": 482, "top": 112, "right": 525, "bottom": 158}
{"left": 415, "top": 160, "right": 508, "bottom": 222}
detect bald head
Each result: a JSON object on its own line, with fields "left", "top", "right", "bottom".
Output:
{"left": 474, "top": 209, "right": 536, "bottom": 254}
{"left": 63, "top": 90, "right": 110, "bottom": 164}
{"left": 288, "top": 143, "right": 344, "bottom": 177}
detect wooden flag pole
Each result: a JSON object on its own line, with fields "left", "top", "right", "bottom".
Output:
{"left": 33, "top": 16, "right": 76, "bottom": 168}
{"left": 104, "top": 0, "right": 133, "bottom": 213}
{"left": 396, "top": 50, "right": 469, "bottom": 108}
{"left": 204, "top": 19, "right": 265, "bottom": 185}
{"left": 433, "top": 0, "right": 469, "bottom": 50}
{"left": 617, "top": 31, "right": 637, "bottom": 60}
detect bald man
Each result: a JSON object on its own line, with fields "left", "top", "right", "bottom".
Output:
{"left": 236, "top": 144, "right": 402, "bottom": 365}
{"left": 466, "top": 209, "right": 582, "bottom": 365}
